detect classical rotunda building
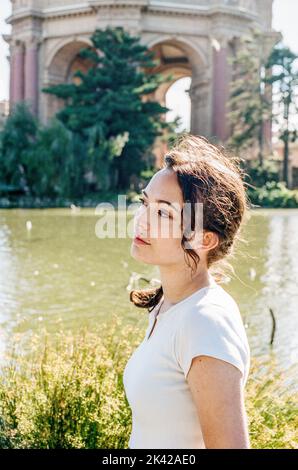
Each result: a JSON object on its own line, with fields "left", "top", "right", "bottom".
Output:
{"left": 5, "top": 0, "right": 278, "bottom": 144}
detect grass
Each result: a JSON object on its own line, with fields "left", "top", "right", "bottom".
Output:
{"left": 0, "top": 314, "right": 297, "bottom": 449}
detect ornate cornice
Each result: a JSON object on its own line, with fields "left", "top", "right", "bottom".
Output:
{"left": 88, "top": 0, "right": 148, "bottom": 6}
{"left": 2, "top": 34, "right": 11, "bottom": 45}
{"left": 148, "top": 2, "right": 257, "bottom": 20}
{"left": 6, "top": 4, "right": 92, "bottom": 24}
{"left": 6, "top": 0, "right": 261, "bottom": 24}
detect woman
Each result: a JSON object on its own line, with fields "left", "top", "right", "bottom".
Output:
{"left": 123, "top": 134, "right": 251, "bottom": 449}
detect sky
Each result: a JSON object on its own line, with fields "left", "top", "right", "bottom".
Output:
{"left": 0, "top": 0, "right": 297, "bottom": 127}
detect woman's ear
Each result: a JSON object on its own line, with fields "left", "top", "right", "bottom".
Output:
{"left": 202, "top": 231, "right": 219, "bottom": 252}
{"left": 183, "top": 230, "right": 219, "bottom": 252}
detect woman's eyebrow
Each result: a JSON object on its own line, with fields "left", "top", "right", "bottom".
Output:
{"left": 141, "top": 189, "right": 179, "bottom": 212}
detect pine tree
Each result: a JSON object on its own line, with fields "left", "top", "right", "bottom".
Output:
{"left": 0, "top": 102, "right": 38, "bottom": 195}
{"left": 43, "top": 26, "right": 173, "bottom": 190}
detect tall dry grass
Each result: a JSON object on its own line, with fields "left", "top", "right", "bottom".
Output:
{"left": 0, "top": 314, "right": 297, "bottom": 449}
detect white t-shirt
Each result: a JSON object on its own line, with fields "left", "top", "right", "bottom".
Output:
{"left": 123, "top": 273, "right": 251, "bottom": 449}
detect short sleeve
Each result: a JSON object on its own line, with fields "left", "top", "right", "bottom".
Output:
{"left": 174, "top": 305, "right": 248, "bottom": 382}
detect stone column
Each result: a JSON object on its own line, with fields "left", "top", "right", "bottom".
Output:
{"left": 189, "top": 73, "right": 212, "bottom": 137}
{"left": 263, "top": 79, "right": 273, "bottom": 154}
{"left": 25, "top": 38, "right": 39, "bottom": 116}
{"left": 10, "top": 40, "right": 25, "bottom": 106}
{"left": 211, "top": 38, "right": 230, "bottom": 142}
{"left": 9, "top": 47, "right": 14, "bottom": 106}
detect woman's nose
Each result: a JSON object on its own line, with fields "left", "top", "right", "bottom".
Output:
{"left": 133, "top": 205, "right": 149, "bottom": 236}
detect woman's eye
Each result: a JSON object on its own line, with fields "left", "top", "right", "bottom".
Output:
{"left": 158, "top": 209, "right": 170, "bottom": 218}
{"left": 139, "top": 196, "right": 146, "bottom": 205}
{"left": 138, "top": 197, "right": 171, "bottom": 218}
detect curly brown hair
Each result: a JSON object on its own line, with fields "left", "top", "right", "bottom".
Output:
{"left": 130, "top": 134, "right": 250, "bottom": 311}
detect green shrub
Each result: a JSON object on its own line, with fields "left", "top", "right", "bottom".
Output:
{"left": 0, "top": 316, "right": 141, "bottom": 449}
{"left": 0, "top": 316, "right": 296, "bottom": 449}
{"left": 244, "top": 160, "right": 280, "bottom": 188}
{"left": 243, "top": 159, "right": 298, "bottom": 208}
{"left": 246, "top": 356, "right": 298, "bottom": 449}
{"left": 248, "top": 181, "right": 298, "bottom": 208}
{"left": 0, "top": 103, "right": 38, "bottom": 195}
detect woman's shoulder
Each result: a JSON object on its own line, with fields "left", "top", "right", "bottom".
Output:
{"left": 178, "top": 284, "right": 250, "bottom": 353}
{"left": 189, "top": 283, "right": 244, "bottom": 322}
{"left": 174, "top": 284, "right": 251, "bottom": 384}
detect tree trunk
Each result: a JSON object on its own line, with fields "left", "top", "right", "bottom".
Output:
{"left": 283, "top": 137, "right": 289, "bottom": 188}
{"left": 258, "top": 122, "right": 264, "bottom": 167}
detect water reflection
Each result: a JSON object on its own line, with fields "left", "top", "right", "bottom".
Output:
{"left": 0, "top": 208, "right": 297, "bottom": 388}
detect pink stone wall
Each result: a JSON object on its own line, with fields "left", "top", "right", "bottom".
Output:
{"left": 11, "top": 42, "right": 25, "bottom": 105}
{"left": 25, "top": 42, "right": 39, "bottom": 115}
{"left": 9, "top": 40, "right": 39, "bottom": 116}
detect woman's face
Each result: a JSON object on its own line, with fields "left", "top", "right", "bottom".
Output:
{"left": 131, "top": 167, "right": 195, "bottom": 266}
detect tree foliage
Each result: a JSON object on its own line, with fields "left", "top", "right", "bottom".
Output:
{"left": 227, "top": 30, "right": 271, "bottom": 164}
{"left": 0, "top": 102, "right": 38, "bottom": 195}
{"left": 265, "top": 45, "right": 298, "bottom": 186}
{"left": 43, "top": 26, "right": 174, "bottom": 190}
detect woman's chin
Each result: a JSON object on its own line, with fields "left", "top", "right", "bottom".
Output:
{"left": 130, "top": 243, "right": 154, "bottom": 264}
{"left": 130, "top": 243, "right": 142, "bottom": 259}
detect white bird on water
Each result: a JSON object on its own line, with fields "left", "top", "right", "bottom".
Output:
{"left": 26, "top": 220, "right": 32, "bottom": 231}
{"left": 249, "top": 267, "right": 256, "bottom": 281}
{"left": 70, "top": 204, "right": 80, "bottom": 214}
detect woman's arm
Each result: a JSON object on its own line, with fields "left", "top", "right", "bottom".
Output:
{"left": 187, "top": 355, "right": 250, "bottom": 449}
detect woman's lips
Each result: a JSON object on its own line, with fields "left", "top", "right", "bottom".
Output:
{"left": 133, "top": 236, "right": 151, "bottom": 246}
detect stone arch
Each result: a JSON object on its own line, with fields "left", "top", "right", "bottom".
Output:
{"left": 44, "top": 38, "right": 94, "bottom": 121}
{"left": 46, "top": 37, "right": 92, "bottom": 71}
{"left": 146, "top": 35, "right": 208, "bottom": 74}
{"left": 154, "top": 66, "right": 192, "bottom": 107}
{"left": 46, "top": 37, "right": 93, "bottom": 83}
{"left": 143, "top": 35, "right": 211, "bottom": 165}
{"left": 144, "top": 35, "right": 211, "bottom": 138}
{"left": 144, "top": 36, "right": 205, "bottom": 105}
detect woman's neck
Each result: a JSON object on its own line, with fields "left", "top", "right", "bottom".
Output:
{"left": 158, "top": 264, "right": 211, "bottom": 308}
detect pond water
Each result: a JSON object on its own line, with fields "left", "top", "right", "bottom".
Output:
{"left": 0, "top": 208, "right": 297, "bottom": 389}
